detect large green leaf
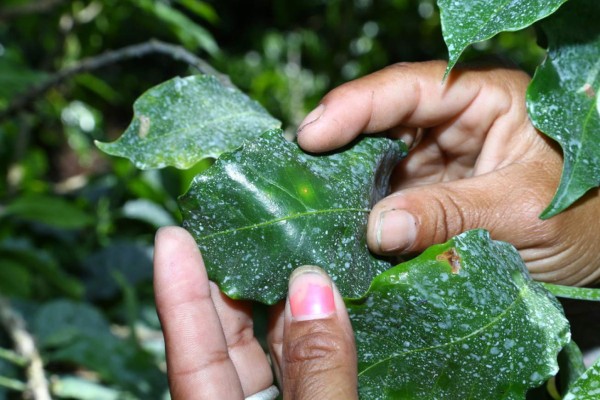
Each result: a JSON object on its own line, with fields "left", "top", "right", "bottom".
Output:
{"left": 179, "top": 129, "right": 407, "bottom": 304}
{"left": 347, "top": 229, "right": 570, "bottom": 399}
{"left": 526, "top": 0, "right": 600, "bottom": 218}
{"left": 95, "top": 75, "right": 281, "bottom": 169}
{"left": 437, "top": 0, "right": 568, "bottom": 73}
{"left": 2, "top": 194, "right": 94, "bottom": 229}
{"left": 562, "top": 357, "right": 600, "bottom": 399}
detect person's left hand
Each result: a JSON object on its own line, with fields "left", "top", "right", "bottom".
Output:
{"left": 154, "top": 226, "right": 273, "bottom": 399}
{"left": 154, "top": 226, "right": 358, "bottom": 400}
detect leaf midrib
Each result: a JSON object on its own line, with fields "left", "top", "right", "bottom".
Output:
{"left": 357, "top": 282, "right": 529, "bottom": 378}
{"left": 130, "top": 110, "right": 275, "bottom": 148}
{"left": 198, "top": 207, "right": 370, "bottom": 240}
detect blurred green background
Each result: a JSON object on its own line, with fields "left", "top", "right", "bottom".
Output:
{"left": 0, "top": 0, "right": 555, "bottom": 398}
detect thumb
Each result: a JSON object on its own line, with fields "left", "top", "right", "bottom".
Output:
{"left": 281, "top": 266, "right": 358, "bottom": 400}
{"left": 367, "top": 163, "right": 558, "bottom": 255}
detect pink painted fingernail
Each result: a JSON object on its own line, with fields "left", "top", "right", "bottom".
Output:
{"left": 289, "top": 266, "right": 335, "bottom": 321}
{"left": 297, "top": 104, "right": 325, "bottom": 134}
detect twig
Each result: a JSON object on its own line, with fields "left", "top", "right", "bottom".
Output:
{"left": 0, "top": 39, "right": 233, "bottom": 120}
{"left": 0, "top": 296, "right": 51, "bottom": 400}
{"left": 0, "top": 0, "right": 66, "bottom": 20}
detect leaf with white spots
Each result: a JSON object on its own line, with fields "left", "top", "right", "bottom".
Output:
{"left": 563, "top": 357, "right": 600, "bottom": 400}
{"left": 437, "top": 0, "right": 568, "bottom": 74}
{"left": 95, "top": 75, "right": 281, "bottom": 169}
{"left": 526, "top": 0, "right": 600, "bottom": 218}
{"left": 347, "top": 229, "right": 570, "bottom": 399}
{"left": 179, "top": 129, "right": 407, "bottom": 304}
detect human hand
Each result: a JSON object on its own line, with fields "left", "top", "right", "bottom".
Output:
{"left": 297, "top": 61, "right": 600, "bottom": 286}
{"left": 153, "top": 226, "right": 357, "bottom": 399}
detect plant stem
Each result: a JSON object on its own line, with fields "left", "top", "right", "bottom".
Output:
{"left": 0, "top": 375, "right": 27, "bottom": 392}
{"left": 542, "top": 283, "right": 600, "bottom": 301}
{"left": 0, "top": 346, "right": 28, "bottom": 366}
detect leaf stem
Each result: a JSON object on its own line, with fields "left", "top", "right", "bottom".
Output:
{"left": 0, "top": 375, "right": 27, "bottom": 392}
{"left": 0, "top": 346, "right": 28, "bottom": 366}
{"left": 542, "top": 283, "right": 600, "bottom": 301}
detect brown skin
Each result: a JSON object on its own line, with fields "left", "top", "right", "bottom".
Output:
{"left": 154, "top": 62, "right": 600, "bottom": 399}
{"left": 297, "top": 61, "right": 600, "bottom": 285}
{"left": 154, "top": 227, "right": 358, "bottom": 400}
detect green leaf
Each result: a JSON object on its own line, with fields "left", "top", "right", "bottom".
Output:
{"left": 437, "top": 0, "right": 568, "bottom": 74}
{"left": 347, "top": 229, "right": 570, "bottom": 399}
{"left": 558, "top": 341, "right": 587, "bottom": 395}
{"left": 81, "top": 242, "right": 153, "bottom": 301}
{"left": 0, "top": 259, "right": 32, "bottom": 297}
{"left": 526, "top": 0, "right": 600, "bottom": 218}
{"left": 96, "top": 75, "right": 281, "bottom": 170}
{"left": 33, "top": 300, "right": 166, "bottom": 396}
{"left": 2, "top": 194, "right": 93, "bottom": 229}
{"left": 0, "top": 239, "right": 84, "bottom": 298}
{"left": 32, "top": 300, "right": 111, "bottom": 349}
{"left": 120, "top": 199, "right": 176, "bottom": 228}
{"left": 0, "top": 49, "right": 48, "bottom": 109}
{"left": 180, "top": 129, "right": 407, "bottom": 304}
{"left": 562, "top": 357, "right": 600, "bottom": 399}
{"left": 542, "top": 283, "right": 600, "bottom": 301}
{"left": 52, "top": 376, "right": 132, "bottom": 400}
{"left": 132, "top": 0, "right": 219, "bottom": 54}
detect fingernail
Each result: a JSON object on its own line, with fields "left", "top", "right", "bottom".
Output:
{"left": 297, "top": 104, "right": 325, "bottom": 134}
{"left": 376, "top": 209, "right": 417, "bottom": 253}
{"left": 289, "top": 266, "right": 335, "bottom": 321}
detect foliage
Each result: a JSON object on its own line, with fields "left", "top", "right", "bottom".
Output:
{"left": 96, "top": 75, "right": 280, "bottom": 169}
{"left": 438, "top": 0, "right": 567, "bottom": 74}
{"left": 350, "top": 230, "right": 569, "bottom": 399}
{"left": 526, "top": 0, "right": 600, "bottom": 218}
{"left": 439, "top": 0, "right": 600, "bottom": 217}
{"left": 1, "top": 0, "right": 599, "bottom": 399}
{"left": 180, "top": 128, "right": 406, "bottom": 304}
{"left": 562, "top": 357, "right": 600, "bottom": 399}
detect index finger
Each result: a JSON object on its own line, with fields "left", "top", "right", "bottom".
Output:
{"left": 154, "top": 226, "right": 244, "bottom": 399}
{"left": 296, "top": 61, "right": 509, "bottom": 152}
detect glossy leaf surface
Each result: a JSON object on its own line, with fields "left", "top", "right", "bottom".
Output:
{"left": 347, "top": 229, "right": 570, "bottom": 399}
{"left": 96, "top": 75, "right": 281, "bottom": 169}
{"left": 526, "top": 0, "right": 600, "bottom": 218}
{"left": 180, "top": 129, "right": 407, "bottom": 304}
{"left": 563, "top": 357, "right": 600, "bottom": 399}
{"left": 437, "top": 0, "right": 567, "bottom": 73}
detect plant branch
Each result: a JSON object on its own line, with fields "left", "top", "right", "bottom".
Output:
{"left": 0, "top": 296, "right": 51, "bottom": 400}
{"left": 0, "top": 39, "right": 233, "bottom": 121}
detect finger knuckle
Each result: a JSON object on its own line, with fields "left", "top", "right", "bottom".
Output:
{"left": 284, "top": 322, "right": 343, "bottom": 367}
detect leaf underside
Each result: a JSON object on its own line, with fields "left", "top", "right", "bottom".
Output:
{"left": 179, "top": 129, "right": 407, "bottom": 304}
{"left": 95, "top": 75, "right": 280, "bottom": 170}
{"left": 437, "top": 0, "right": 568, "bottom": 75}
{"left": 526, "top": 0, "right": 600, "bottom": 218}
{"left": 563, "top": 357, "right": 600, "bottom": 400}
{"left": 347, "top": 229, "right": 570, "bottom": 399}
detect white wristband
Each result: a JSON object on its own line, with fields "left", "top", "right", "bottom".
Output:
{"left": 244, "top": 385, "right": 280, "bottom": 400}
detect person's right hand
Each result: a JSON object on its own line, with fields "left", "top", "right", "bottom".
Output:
{"left": 296, "top": 61, "right": 600, "bottom": 286}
